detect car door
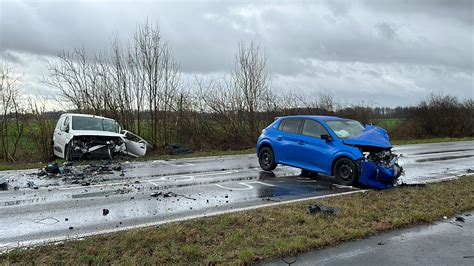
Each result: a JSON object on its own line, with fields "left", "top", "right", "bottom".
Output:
{"left": 297, "top": 119, "right": 338, "bottom": 174}
{"left": 55, "top": 115, "right": 70, "bottom": 157}
{"left": 53, "top": 115, "right": 66, "bottom": 157}
{"left": 273, "top": 118, "right": 303, "bottom": 166}
{"left": 121, "top": 130, "right": 147, "bottom": 157}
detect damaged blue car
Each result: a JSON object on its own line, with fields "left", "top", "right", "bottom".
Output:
{"left": 256, "top": 115, "right": 403, "bottom": 189}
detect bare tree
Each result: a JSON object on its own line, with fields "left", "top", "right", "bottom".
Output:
{"left": 232, "top": 42, "right": 270, "bottom": 139}
{"left": 0, "top": 63, "right": 26, "bottom": 161}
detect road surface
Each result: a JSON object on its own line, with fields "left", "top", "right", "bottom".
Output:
{"left": 265, "top": 211, "right": 474, "bottom": 266}
{"left": 0, "top": 141, "right": 473, "bottom": 250}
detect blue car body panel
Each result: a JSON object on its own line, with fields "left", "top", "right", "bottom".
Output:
{"left": 343, "top": 125, "right": 392, "bottom": 149}
{"left": 256, "top": 115, "right": 402, "bottom": 189}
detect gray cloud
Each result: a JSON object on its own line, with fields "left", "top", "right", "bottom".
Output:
{"left": 0, "top": 0, "right": 472, "bottom": 106}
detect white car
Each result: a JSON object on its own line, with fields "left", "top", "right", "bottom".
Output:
{"left": 52, "top": 113, "right": 147, "bottom": 160}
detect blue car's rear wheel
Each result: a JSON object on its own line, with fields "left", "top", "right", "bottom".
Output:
{"left": 259, "top": 147, "right": 277, "bottom": 171}
{"left": 334, "top": 158, "right": 358, "bottom": 186}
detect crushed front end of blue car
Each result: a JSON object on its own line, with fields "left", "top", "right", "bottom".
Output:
{"left": 343, "top": 125, "right": 404, "bottom": 189}
{"left": 358, "top": 150, "right": 404, "bottom": 189}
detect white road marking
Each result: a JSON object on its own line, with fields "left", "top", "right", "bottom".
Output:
{"left": 215, "top": 183, "right": 254, "bottom": 190}
{"left": 215, "top": 180, "right": 275, "bottom": 190}
{"left": 246, "top": 181, "right": 275, "bottom": 187}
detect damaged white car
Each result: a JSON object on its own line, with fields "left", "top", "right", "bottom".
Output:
{"left": 52, "top": 113, "right": 147, "bottom": 160}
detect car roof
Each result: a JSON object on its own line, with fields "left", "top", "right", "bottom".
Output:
{"left": 62, "top": 113, "right": 116, "bottom": 121}
{"left": 278, "top": 115, "right": 351, "bottom": 122}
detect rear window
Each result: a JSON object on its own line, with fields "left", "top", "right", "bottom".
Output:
{"left": 279, "top": 118, "right": 301, "bottom": 134}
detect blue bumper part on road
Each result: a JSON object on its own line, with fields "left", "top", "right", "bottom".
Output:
{"left": 359, "top": 161, "right": 401, "bottom": 189}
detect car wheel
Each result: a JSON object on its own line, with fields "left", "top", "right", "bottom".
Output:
{"left": 258, "top": 147, "right": 277, "bottom": 171}
{"left": 334, "top": 158, "right": 358, "bottom": 186}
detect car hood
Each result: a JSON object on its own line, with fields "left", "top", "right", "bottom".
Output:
{"left": 71, "top": 130, "right": 123, "bottom": 138}
{"left": 342, "top": 125, "right": 392, "bottom": 149}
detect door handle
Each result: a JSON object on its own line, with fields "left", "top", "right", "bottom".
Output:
{"left": 298, "top": 140, "right": 304, "bottom": 145}
{"left": 276, "top": 136, "right": 283, "bottom": 141}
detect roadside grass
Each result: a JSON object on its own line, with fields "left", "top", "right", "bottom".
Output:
{"left": 2, "top": 175, "right": 473, "bottom": 264}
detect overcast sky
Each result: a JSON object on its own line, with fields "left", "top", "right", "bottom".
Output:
{"left": 1, "top": 0, "right": 473, "bottom": 107}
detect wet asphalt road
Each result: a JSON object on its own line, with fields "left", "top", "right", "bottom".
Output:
{"left": 265, "top": 211, "right": 474, "bottom": 266}
{"left": 0, "top": 141, "right": 473, "bottom": 250}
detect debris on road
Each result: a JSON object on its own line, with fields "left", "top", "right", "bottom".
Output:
{"left": 27, "top": 180, "right": 39, "bottom": 189}
{"left": 455, "top": 216, "right": 465, "bottom": 222}
{"left": 103, "top": 209, "right": 110, "bottom": 216}
{"left": 308, "top": 205, "right": 339, "bottom": 215}
{"left": 169, "top": 144, "right": 193, "bottom": 155}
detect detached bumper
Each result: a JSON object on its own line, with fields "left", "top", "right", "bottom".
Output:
{"left": 359, "top": 161, "right": 402, "bottom": 189}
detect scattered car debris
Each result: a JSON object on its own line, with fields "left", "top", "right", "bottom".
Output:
{"left": 45, "top": 162, "right": 62, "bottom": 175}
{"left": 0, "top": 176, "right": 9, "bottom": 189}
{"left": 455, "top": 216, "right": 465, "bottom": 222}
{"left": 169, "top": 144, "right": 193, "bottom": 155}
{"left": 466, "top": 168, "right": 474, "bottom": 173}
{"left": 151, "top": 192, "right": 163, "bottom": 197}
{"left": 308, "top": 205, "right": 339, "bottom": 215}
{"left": 150, "top": 191, "right": 196, "bottom": 200}
{"left": 397, "top": 182, "right": 426, "bottom": 188}
{"left": 103, "top": 209, "right": 109, "bottom": 216}
{"left": 27, "top": 180, "right": 39, "bottom": 189}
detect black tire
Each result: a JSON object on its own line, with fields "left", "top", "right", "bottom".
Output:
{"left": 333, "top": 158, "right": 358, "bottom": 186}
{"left": 258, "top": 147, "right": 277, "bottom": 171}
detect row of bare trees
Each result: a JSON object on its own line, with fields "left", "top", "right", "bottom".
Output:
{"left": 0, "top": 63, "right": 27, "bottom": 161}
{"left": 1, "top": 21, "right": 472, "bottom": 162}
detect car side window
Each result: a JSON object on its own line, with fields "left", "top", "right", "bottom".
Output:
{"left": 60, "top": 116, "right": 69, "bottom": 131}
{"left": 279, "top": 118, "right": 301, "bottom": 134}
{"left": 302, "top": 119, "right": 329, "bottom": 138}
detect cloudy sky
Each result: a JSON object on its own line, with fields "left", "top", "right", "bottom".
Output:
{"left": 1, "top": 0, "right": 473, "bottom": 107}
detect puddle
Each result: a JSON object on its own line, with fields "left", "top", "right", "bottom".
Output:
{"left": 416, "top": 154, "right": 474, "bottom": 163}
{"left": 413, "top": 149, "right": 474, "bottom": 155}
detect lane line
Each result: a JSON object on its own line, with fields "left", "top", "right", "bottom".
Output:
{"left": 58, "top": 170, "right": 238, "bottom": 191}
{"left": 215, "top": 183, "right": 254, "bottom": 190}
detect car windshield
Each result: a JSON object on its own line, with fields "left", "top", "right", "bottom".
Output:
{"left": 326, "top": 120, "right": 365, "bottom": 139}
{"left": 71, "top": 116, "right": 120, "bottom": 133}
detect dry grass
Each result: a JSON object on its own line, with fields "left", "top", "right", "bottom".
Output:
{"left": 2, "top": 175, "right": 473, "bottom": 264}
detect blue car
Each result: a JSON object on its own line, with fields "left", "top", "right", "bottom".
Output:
{"left": 256, "top": 115, "right": 403, "bottom": 189}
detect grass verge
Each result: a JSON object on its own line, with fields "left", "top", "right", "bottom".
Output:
{"left": 2, "top": 175, "right": 473, "bottom": 264}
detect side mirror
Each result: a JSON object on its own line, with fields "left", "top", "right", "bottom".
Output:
{"left": 64, "top": 124, "right": 70, "bottom": 133}
{"left": 321, "top": 134, "right": 331, "bottom": 141}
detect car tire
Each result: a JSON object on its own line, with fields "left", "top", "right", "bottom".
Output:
{"left": 258, "top": 147, "right": 277, "bottom": 171}
{"left": 334, "top": 158, "right": 358, "bottom": 186}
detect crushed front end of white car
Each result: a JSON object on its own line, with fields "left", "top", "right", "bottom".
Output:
{"left": 53, "top": 113, "right": 148, "bottom": 160}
